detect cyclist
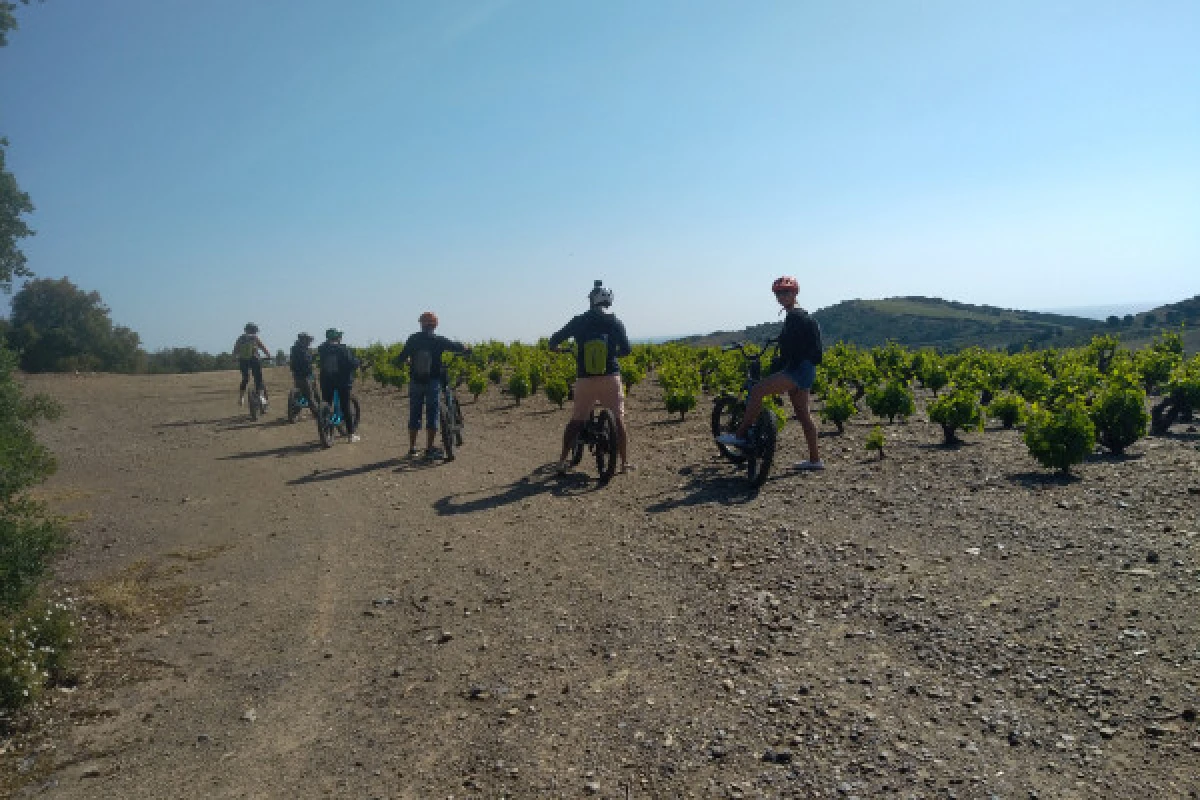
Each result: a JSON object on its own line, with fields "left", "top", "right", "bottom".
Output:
{"left": 289, "top": 332, "right": 317, "bottom": 413}
{"left": 394, "top": 312, "right": 469, "bottom": 459}
{"left": 317, "top": 328, "right": 362, "bottom": 442}
{"left": 547, "top": 280, "right": 633, "bottom": 474}
{"left": 234, "top": 323, "right": 270, "bottom": 407}
{"left": 716, "top": 276, "right": 824, "bottom": 470}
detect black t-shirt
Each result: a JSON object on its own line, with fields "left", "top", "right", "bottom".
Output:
{"left": 548, "top": 309, "right": 632, "bottom": 378}
{"left": 290, "top": 343, "right": 313, "bottom": 380}
{"left": 778, "top": 308, "right": 823, "bottom": 369}
{"left": 317, "top": 341, "right": 360, "bottom": 384}
{"left": 396, "top": 331, "right": 466, "bottom": 384}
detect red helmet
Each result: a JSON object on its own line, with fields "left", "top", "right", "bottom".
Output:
{"left": 418, "top": 311, "right": 438, "bottom": 329}
{"left": 771, "top": 276, "right": 799, "bottom": 294}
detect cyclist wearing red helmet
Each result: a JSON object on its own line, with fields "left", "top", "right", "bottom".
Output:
{"left": 394, "top": 311, "right": 469, "bottom": 459}
{"left": 716, "top": 277, "right": 824, "bottom": 470}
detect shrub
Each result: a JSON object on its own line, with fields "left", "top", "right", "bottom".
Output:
{"left": 544, "top": 377, "right": 569, "bottom": 408}
{"left": 487, "top": 365, "right": 504, "bottom": 385}
{"left": 507, "top": 370, "right": 530, "bottom": 405}
{"left": 619, "top": 356, "right": 646, "bottom": 395}
{"left": 466, "top": 371, "right": 488, "bottom": 402}
{"left": 865, "top": 425, "right": 885, "bottom": 460}
{"left": 927, "top": 387, "right": 982, "bottom": 445}
{"left": 819, "top": 386, "right": 857, "bottom": 433}
{"left": 1023, "top": 402, "right": 1095, "bottom": 475}
{"left": 1091, "top": 385, "right": 1148, "bottom": 455}
{"left": 664, "top": 390, "right": 697, "bottom": 420}
{"left": 987, "top": 392, "right": 1025, "bottom": 429}
{"left": 865, "top": 379, "right": 915, "bottom": 423}
{"left": 0, "top": 595, "right": 76, "bottom": 714}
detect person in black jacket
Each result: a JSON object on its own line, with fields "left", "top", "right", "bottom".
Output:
{"left": 317, "top": 328, "right": 361, "bottom": 442}
{"left": 715, "top": 276, "right": 824, "bottom": 470}
{"left": 394, "top": 312, "right": 469, "bottom": 459}
{"left": 547, "top": 280, "right": 633, "bottom": 474}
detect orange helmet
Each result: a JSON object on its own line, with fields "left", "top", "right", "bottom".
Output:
{"left": 418, "top": 311, "right": 438, "bottom": 329}
{"left": 771, "top": 276, "right": 799, "bottom": 294}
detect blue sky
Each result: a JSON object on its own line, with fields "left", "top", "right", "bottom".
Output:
{"left": 2, "top": 0, "right": 1197, "bottom": 353}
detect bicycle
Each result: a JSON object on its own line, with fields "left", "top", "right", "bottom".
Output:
{"left": 246, "top": 385, "right": 268, "bottom": 421}
{"left": 286, "top": 376, "right": 319, "bottom": 423}
{"left": 568, "top": 405, "right": 619, "bottom": 485}
{"left": 316, "top": 387, "right": 361, "bottom": 448}
{"left": 437, "top": 377, "right": 465, "bottom": 461}
{"left": 711, "top": 339, "right": 780, "bottom": 488}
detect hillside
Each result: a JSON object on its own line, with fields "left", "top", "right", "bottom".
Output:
{"left": 678, "top": 294, "right": 1200, "bottom": 353}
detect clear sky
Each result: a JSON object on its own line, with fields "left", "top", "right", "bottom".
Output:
{"left": 2, "top": 0, "right": 1197, "bottom": 353}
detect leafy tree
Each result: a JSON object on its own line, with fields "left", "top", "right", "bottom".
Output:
{"left": 507, "top": 369, "right": 530, "bottom": 405}
{"left": 544, "top": 376, "right": 568, "bottom": 408}
{"left": 818, "top": 385, "right": 857, "bottom": 433}
{"left": 467, "top": 370, "right": 488, "bottom": 402}
{"left": 927, "top": 386, "right": 983, "bottom": 445}
{"left": 864, "top": 425, "right": 885, "bottom": 460}
{"left": 987, "top": 392, "right": 1025, "bottom": 429}
{"left": 619, "top": 355, "right": 646, "bottom": 395}
{"left": 7, "top": 278, "right": 142, "bottom": 372}
{"left": 865, "top": 379, "right": 915, "bottom": 423}
{"left": 1090, "top": 385, "right": 1148, "bottom": 455}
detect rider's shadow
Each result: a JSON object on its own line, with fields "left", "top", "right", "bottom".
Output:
{"left": 644, "top": 461, "right": 770, "bottom": 512}
{"left": 433, "top": 465, "right": 596, "bottom": 515}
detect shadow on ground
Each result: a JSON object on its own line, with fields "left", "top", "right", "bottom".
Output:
{"left": 434, "top": 465, "right": 603, "bottom": 515}
{"left": 287, "top": 458, "right": 405, "bottom": 485}
{"left": 644, "top": 461, "right": 771, "bottom": 512}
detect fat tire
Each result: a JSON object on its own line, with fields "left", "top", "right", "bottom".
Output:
{"left": 595, "top": 409, "right": 618, "bottom": 485}
{"left": 711, "top": 396, "right": 748, "bottom": 463}
{"left": 286, "top": 388, "right": 302, "bottom": 423}
{"left": 317, "top": 403, "right": 335, "bottom": 448}
{"left": 745, "top": 410, "right": 778, "bottom": 488}
{"left": 439, "top": 395, "right": 456, "bottom": 461}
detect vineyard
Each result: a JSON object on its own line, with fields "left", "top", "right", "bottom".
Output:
{"left": 359, "top": 330, "right": 1200, "bottom": 474}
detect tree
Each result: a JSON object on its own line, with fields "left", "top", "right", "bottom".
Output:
{"left": 7, "top": 278, "right": 142, "bottom": 372}
{"left": 1, "top": 2, "right": 38, "bottom": 291}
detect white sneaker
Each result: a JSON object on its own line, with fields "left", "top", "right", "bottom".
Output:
{"left": 716, "top": 432, "right": 749, "bottom": 448}
{"left": 794, "top": 460, "right": 825, "bottom": 471}
{"left": 238, "top": 391, "right": 246, "bottom": 406}
{"left": 349, "top": 434, "right": 361, "bottom": 443}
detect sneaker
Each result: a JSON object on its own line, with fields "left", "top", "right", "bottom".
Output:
{"left": 349, "top": 434, "right": 361, "bottom": 443}
{"left": 426, "top": 447, "right": 444, "bottom": 460}
{"left": 554, "top": 459, "right": 571, "bottom": 475}
{"left": 238, "top": 390, "right": 246, "bottom": 406}
{"left": 716, "top": 432, "right": 749, "bottom": 448}
{"left": 408, "top": 447, "right": 420, "bottom": 457}
{"left": 794, "top": 460, "right": 825, "bottom": 471}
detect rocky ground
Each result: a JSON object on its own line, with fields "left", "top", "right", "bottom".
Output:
{"left": 3, "top": 367, "right": 1199, "bottom": 799}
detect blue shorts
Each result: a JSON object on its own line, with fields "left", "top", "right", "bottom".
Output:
{"left": 408, "top": 381, "right": 441, "bottom": 430}
{"left": 778, "top": 360, "right": 816, "bottom": 391}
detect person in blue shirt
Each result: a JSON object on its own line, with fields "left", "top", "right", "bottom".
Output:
{"left": 394, "top": 312, "right": 470, "bottom": 459}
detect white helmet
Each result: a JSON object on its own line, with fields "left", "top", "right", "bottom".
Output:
{"left": 588, "top": 279, "right": 613, "bottom": 308}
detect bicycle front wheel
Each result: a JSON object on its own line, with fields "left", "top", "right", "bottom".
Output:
{"left": 745, "top": 409, "right": 778, "bottom": 488}
{"left": 594, "top": 409, "right": 618, "bottom": 485}
{"left": 711, "top": 396, "right": 748, "bottom": 464}
{"left": 439, "top": 394, "right": 456, "bottom": 461}
{"left": 317, "top": 403, "right": 335, "bottom": 448}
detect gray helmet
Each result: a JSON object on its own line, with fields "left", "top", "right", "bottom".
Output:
{"left": 588, "top": 279, "right": 613, "bottom": 308}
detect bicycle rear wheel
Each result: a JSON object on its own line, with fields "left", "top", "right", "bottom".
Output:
{"left": 594, "top": 409, "right": 618, "bottom": 485}
{"left": 449, "top": 391, "right": 464, "bottom": 447}
{"left": 745, "top": 409, "right": 778, "bottom": 488}
{"left": 711, "top": 395, "right": 748, "bottom": 463}
{"left": 338, "top": 395, "right": 361, "bottom": 436}
{"left": 317, "top": 403, "right": 335, "bottom": 448}
{"left": 439, "top": 394, "right": 456, "bottom": 461}
{"left": 286, "top": 388, "right": 302, "bottom": 423}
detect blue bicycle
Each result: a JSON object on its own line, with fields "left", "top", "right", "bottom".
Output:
{"left": 317, "top": 387, "right": 361, "bottom": 448}
{"left": 286, "top": 376, "right": 318, "bottom": 423}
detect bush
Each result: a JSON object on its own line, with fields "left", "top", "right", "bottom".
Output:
{"left": 544, "top": 377, "right": 569, "bottom": 408}
{"left": 619, "top": 356, "right": 646, "bottom": 395}
{"left": 1023, "top": 402, "right": 1096, "bottom": 475}
{"left": 507, "top": 370, "right": 530, "bottom": 405}
{"left": 1091, "top": 386, "right": 1148, "bottom": 455}
{"left": 466, "top": 371, "right": 488, "bottom": 402}
{"left": 987, "top": 392, "right": 1025, "bottom": 429}
{"left": 664, "top": 390, "right": 697, "bottom": 420}
{"left": 865, "top": 425, "right": 885, "bottom": 459}
{"left": 819, "top": 386, "right": 857, "bottom": 433}
{"left": 927, "top": 387, "right": 982, "bottom": 445}
{"left": 865, "top": 379, "right": 915, "bottom": 423}
{"left": 0, "top": 595, "right": 76, "bottom": 714}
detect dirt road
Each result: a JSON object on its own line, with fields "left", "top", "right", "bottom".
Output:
{"left": 6, "top": 367, "right": 1200, "bottom": 798}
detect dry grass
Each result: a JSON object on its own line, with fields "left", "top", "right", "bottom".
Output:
{"left": 84, "top": 561, "right": 192, "bottom": 622}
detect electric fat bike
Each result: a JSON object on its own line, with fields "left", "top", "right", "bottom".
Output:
{"left": 711, "top": 339, "right": 780, "bottom": 488}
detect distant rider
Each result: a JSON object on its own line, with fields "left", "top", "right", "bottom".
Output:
{"left": 547, "top": 280, "right": 633, "bottom": 474}
{"left": 394, "top": 312, "right": 469, "bottom": 459}
{"left": 289, "top": 332, "right": 317, "bottom": 413}
{"left": 715, "top": 276, "right": 824, "bottom": 470}
{"left": 234, "top": 323, "right": 270, "bottom": 407}
{"left": 317, "top": 328, "right": 362, "bottom": 442}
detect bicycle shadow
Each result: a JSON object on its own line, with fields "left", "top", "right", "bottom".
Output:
{"left": 155, "top": 415, "right": 246, "bottom": 428}
{"left": 287, "top": 458, "right": 405, "bottom": 485}
{"left": 220, "top": 442, "right": 320, "bottom": 460}
{"left": 433, "top": 465, "right": 596, "bottom": 515}
{"left": 644, "top": 461, "right": 771, "bottom": 512}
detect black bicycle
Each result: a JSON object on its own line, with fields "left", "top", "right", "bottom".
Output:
{"left": 569, "top": 405, "right": 619, "bottom": 485}
{"left": 437, "top": 379, "right": 464, "bottom": 461}
{"left": 711, "top": 339, "right": 780, "bottom": 488}
{"left": 316, "top": 387, "right": 361, "bottom": 448}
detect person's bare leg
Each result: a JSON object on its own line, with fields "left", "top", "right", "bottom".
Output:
{"left": 615, "top": 417, "right": 628, "bottom": 467}
{"left": 789, "top": 388, "right": 820, "bottom": 462}
{"left": 734, "top": 374, "right": 797, "bottom": 438}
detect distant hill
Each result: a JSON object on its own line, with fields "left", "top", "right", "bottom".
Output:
{"left": 675, "top": 295, "right": 1200, "bottom": 353}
